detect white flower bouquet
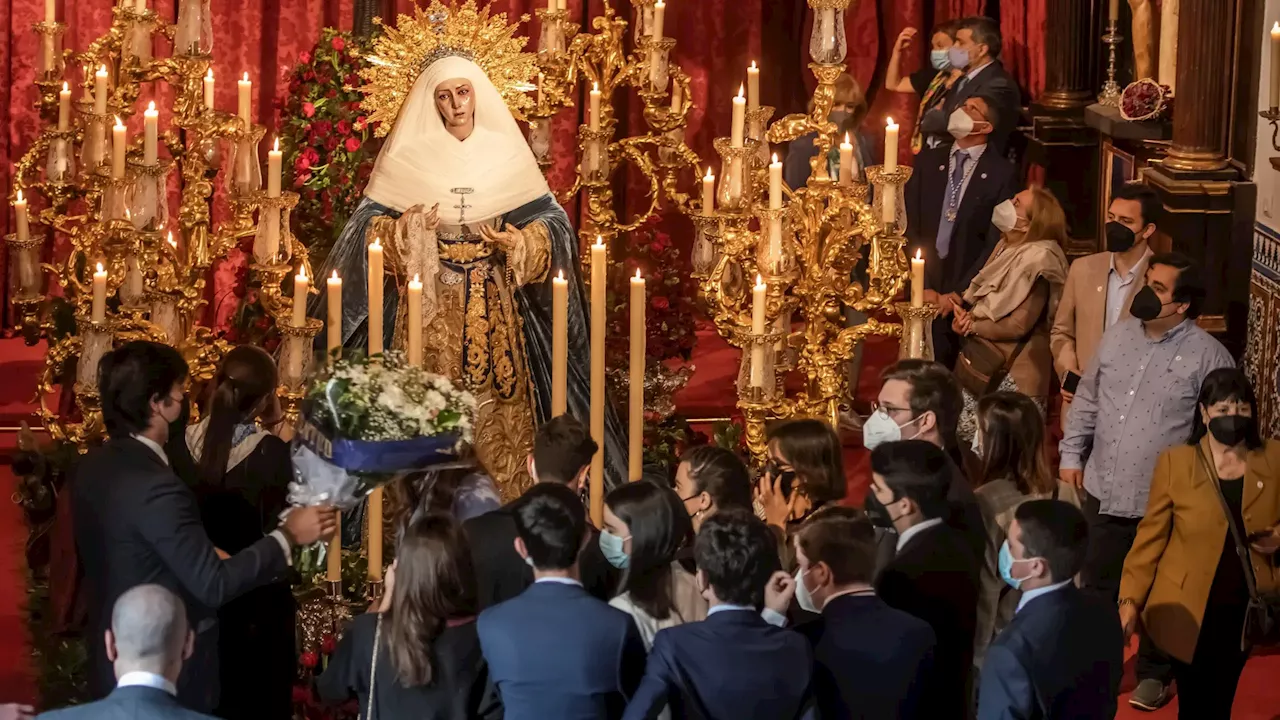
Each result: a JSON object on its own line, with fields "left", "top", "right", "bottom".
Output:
{"left": 289, "top": 351, "right": 477, "bottom": 510}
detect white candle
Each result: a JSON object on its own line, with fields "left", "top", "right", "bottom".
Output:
{"left": 589, "top": 82, "right": 601, "bottom": 131}
{"left": 652, "top": 0, "right": 665, "bottom": 39}
{"left": 91, "top": 263, "right": 107, "bottom": 323}
{"left": 750, "top": 275, "right": 766, "bottom": 388}
{"left": 292, "top": 267, "right": 309, "bottom": 328}
{"left": 237, "top": 72, "right": 251, "bottom": 125}
{"left": 111, "top": 116, "right": 127, "bottom": 178}
{"left": 819, "top": 9, "right": 836, "bottom": 53}
{"left": 884, "top": 117, "right": 899, "bottom": 172}
{"left": 769, "top": 153, "right": 782, "bottom": 210}
{"left": 589, "top": 238, "right": 606, "bottom": 525}
{"left": 57, "top": 82, "right": 70, "bottom": 131}
{"left": 125, "top": 255, "right": 143, "bottom": 301}
{"left": 14, "top": 190, "right": 29, "bottom": 242}
{"left": 629, "top": 270, "right": 645, "bottom": 481}
{"left": 552, "top": 269, "right": 568, "bottom": 416}
{"left": 94, "top": 65, "right": 108, "bottom": 116}
{"left": 670, "top": 80, "right": 682, "bottom": 113}
{"left": 135, "top": 0, "right": 146, "bottom": 11}
{"left": 368, "top": 238, "right": 384, "bottom": 356}
{"left": 45, "top": 0, "right": 54, "bottom": 23}
{"left": 839, "top": 133, "right": 854, "bottom": 185}
{"left": 407, "top": 274, "right": 423, "bottom": 366}
{"left": 1271, "top": 23, "right": 1280, "bottom": 110}
{"left": 910, "top": 249, "right": 925, "bottom": 308}
{"left": 326, "top": 271, "right": 342, "bottom": 353}
{"left": 143, "top": 101, "right": 159, "bottom": 165}
{"left": 702, "top": 167, "right": 715, "bottom": 214}
{"left": 747, "top": 61, "right": 760, "bottom": 114}
{"left": 267, "top": 137, "right": 282, "bottom": 197}
{"left": 731, "top": 85, "right": 746, "bottom": 148}
{"left": 204, "top": 68, "right": 214, "bottom": 110}
{"left": 883, "top": 180, "right": 898, "bottom": 225}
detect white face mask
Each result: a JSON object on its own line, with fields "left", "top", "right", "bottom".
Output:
{"left": 947, "top": 108, "right": 976, "bottom": 140}
{"left": 862, "top": 408, "right": 921, "bottom": 450}
{"left": 992, "top": 200, "right": 1021, "bottom": 234}
{"left": 795, "top": 567, "right": 819, "bottom": 613}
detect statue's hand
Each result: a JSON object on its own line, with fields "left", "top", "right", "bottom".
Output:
{"left": 479, "top": 223, "right": 523, "bottom": 255}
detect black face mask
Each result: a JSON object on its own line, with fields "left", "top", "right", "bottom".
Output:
{"left": 864, "top": 489, "right": 896, "bottom": 529}
{"left": 1105, "top": 221, "right": 1140, "bottom": 253}
{"left": 1130, "top": 286, "right": 1170, "bottom": 322}
{"left": 1208, "top": 415, "right": 1252, "bottom": 447}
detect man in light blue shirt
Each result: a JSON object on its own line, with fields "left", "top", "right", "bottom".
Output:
{"left": 978, "top": 500, "right": 1123, "bottom": 719}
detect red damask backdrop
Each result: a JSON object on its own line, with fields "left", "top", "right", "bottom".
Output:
{"left": 0, "top": 0, "right": 1044, "bottom": 329}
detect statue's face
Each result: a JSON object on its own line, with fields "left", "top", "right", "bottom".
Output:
{"left": 435, "top": 78, "right": 475, "bottom": 141}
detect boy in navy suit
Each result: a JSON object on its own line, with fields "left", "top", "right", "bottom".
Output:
{"left": 624, "top": 509, "right": 815, "bottom": 720}
{"left": 477, "top": 482, "right": 646, "bottom": 720}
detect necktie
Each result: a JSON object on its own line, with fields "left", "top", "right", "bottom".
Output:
{"left": 936, "top": 150, "right": 969, "bottom": 260}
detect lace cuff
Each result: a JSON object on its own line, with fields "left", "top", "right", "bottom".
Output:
{"left": 510, "top": 220, "right": 551, "bottom": 287}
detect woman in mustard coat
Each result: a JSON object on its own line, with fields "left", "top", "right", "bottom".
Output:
{"left": 1119, "top": 368, "right": 1280, "bottom": 719}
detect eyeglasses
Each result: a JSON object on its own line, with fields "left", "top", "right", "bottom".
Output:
{"left": 871, "top": 400, "right": 912, "bottom": 416}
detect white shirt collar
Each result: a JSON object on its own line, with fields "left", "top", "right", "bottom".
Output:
{"left": 131, "top": 434, "right": 169, "bottom": 466}
{"left": 1108, "top": 247, "right": 1151, "bottom": 280}
{"left": 1015, "top": 579, "right": 1073, "bottom": 613}
{"left": 117, "top": 670, "right": 177, "bottom": 696}
{"left": 896, "top": 518, "right": 944, "bottom": 551}
{"left": 965, "top": 59, "right": 994, "bottom": 82}
{"left": 708, "top": 604, "right": 756, "bottom": 616}
{"left": 534, "top": 576, "right": 583, "bottom": 588}
{"left": 953, "top": 142, "right": 987, "bottom": 162}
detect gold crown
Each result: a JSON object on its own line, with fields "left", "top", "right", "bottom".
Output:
{"left": 359, "top": 0, "right": 537, "bottom": 138}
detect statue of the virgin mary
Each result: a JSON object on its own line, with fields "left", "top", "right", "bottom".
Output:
{"left": 309, "top": 2, "right": 628, "bottom": 497}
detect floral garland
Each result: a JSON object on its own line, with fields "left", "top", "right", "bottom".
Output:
{"left": 280, "top": 29, "right": 383, "bottom": 266}
{"left": 604, "top": 216, "right": 699, "bottom": 367}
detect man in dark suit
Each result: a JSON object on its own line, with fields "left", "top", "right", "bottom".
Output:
{"left": 919, "top": 16, "right": 1020, "bottom": 151}
{"left": 792, "top": 506, "right": 936, "bottom": 719}
{"left": 978, "top": 500, "right": 1123, "bottom": 719}
{"left": 39, "top": 584, "right": 218, "bottom": 720}
{"left": 904, "top": 94, "right": 1018, "bottom": 367}
{"left": 478, "top": 483, "right": 646, "bottom": 720}
{"left": 73, "top": 341, "right": 337, "bottom": 712}
{"left": 870, "top": 440, "right": 979, "bottom": 719}
{"left": 464, "top": 414, "right": 616, "bottom": 608}
{"left": 624, "top": 509, "right": 814, "bottom": 720}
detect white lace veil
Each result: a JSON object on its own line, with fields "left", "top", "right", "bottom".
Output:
{"left": 363, "top": 55, "right": 550, "bottom": 223}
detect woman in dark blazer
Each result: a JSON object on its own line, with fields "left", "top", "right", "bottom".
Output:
{"left": 318, "top": 515, "right": 502, "bottom": 719}
{"left": 1119, "top": 368, "right": 1280, "bottom": 719}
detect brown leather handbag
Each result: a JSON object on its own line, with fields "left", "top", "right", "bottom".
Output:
{"left": 955, "top": 335, "right": 1030, "bottom": 398}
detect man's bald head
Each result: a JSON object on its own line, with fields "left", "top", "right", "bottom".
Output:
{"left": 107, "top": 584, "right": 192, "bottom": 679}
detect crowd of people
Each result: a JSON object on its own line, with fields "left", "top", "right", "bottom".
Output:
{"left": 5, "top": 11, "right": 1280, "bottom": 720}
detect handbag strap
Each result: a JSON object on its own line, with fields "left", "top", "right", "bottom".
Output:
{"left": 366, "top": 612, "right": 383, "bottom": 720}
{"left": 1194, "top": 446, "right": 1263, "bottom": 602}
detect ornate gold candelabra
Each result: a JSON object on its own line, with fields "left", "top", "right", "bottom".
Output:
{"left": 13, "top": 3, "right": 310, "bottom": 446}
{"left": 680, "top": 0, "right": 911, "bottom": 462}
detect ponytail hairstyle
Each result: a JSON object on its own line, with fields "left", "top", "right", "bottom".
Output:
{"left": 198, "top": 345, "right": 278, "bottom": 486}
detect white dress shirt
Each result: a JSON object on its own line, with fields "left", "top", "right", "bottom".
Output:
{"left": 534, "top": 576, "right": 584, "bottom": 588}
{"left": 1104, "top": 249, "right": 1150, "bottom": 329}
{"left": 131, "top": 434, "right": 168, "bottom": 465}
{"left": 896, "top": 518, "right": 944, "bottom": 552}
{"left": 117, "top": 670, "right": 177, "bottom": 696}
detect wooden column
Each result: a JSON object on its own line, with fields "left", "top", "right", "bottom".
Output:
{"left": 1039, "top": 0, "right": 1095, "bottom": 110}
{"left": 1163, "top": 0, "right": 1235, "bottom": 171}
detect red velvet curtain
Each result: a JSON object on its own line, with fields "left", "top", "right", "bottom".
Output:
{"left": 1, "top": 0, "right": 1045, "bottom": 328}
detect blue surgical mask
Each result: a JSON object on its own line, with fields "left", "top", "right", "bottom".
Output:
{"left": 998, "top": 540, "right": 1041, "bottom": 590}
{"left": 948, "top": 46, "right": 970, "bottom": 71}
{"left": 599, "top": 530, "right": 631, "bottom": 569}
{"left": 931, "top": 49, "right": 951, "bottom": 71}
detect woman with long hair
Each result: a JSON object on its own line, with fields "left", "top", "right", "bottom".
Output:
{"left": 952, "top": 186, "right": 1071, "bottom": 440}
{"left": 184, "top": 345, "right": 295, "bottom": 719}
{"left": 392, "top": 451, "right": 502, "bottom": 544}
{"left": 758, "top": 419, "right": 847, "bottom": 553}
{"left": 971, "top": 391, "right": 1079, "bottom": 667}
{"left": 319, "top": 515, "right": 501, "bottom": 718}
{"left": 1120, "top": 369, "right": 1280, "bottom": 718}
{"left": 603, "top": 481, "right": 700, "bottom": 650}
{"left": 673, "top": 445, "right": 754, "bottom": 533}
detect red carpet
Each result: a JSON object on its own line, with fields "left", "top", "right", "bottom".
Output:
{"left": 1, "top": 332, "right": 1279, "bottom": 713}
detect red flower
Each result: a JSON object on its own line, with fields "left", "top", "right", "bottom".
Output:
{"left": 321, "top": 635, "right": 336, "bottom": 655}
{"left": 651, "top": 296, "right": 670, "bottom": 311}
{"left": 326, "top": 88, "right": 338, "bottom": 99}
{"left": 254, "top": 316, "right": 272, "bottom": 331}
{"left": 344, "top": 137, "right": 362, "bottom": 152}
{"left": 314, "top": 120, "right": 333, "bottom": 136}
{"left": 302, "top": 102, "right": 316, "bottom": 118}
{"left": 331, "top": 36, "right": 346, "bottom": 51}
{"left": 325, "top": 136, "right": 340, "bottom": 152}
{"left": 336, "top": 119, "right": 351, "bottom": 135}
{"left": 299, "top": 51, "right": 312, "bottom": 64}
{"left": 294, "top": 172, "right": 311, "bottom": 187}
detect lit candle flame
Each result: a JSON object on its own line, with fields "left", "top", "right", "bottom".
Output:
{"left": 594, "top": 235, "right": 605, "bottom": 248}
{"left": 412, "top": 273, "right": 420, "bottom": 284}
{"left": 166, "top": 231, "right": 177, "bottom": 249}
{"left": 114, "top": 115, "right": 124, "bottom": 128}
{"left": 273, "top": 137, "right": 279, "bottom": 152}
{"left": 915, "top": 249, "right": 922, "bottom": 260}
{"left": 845, "top": 132, "right": 851, "bottom": 144}
{"left": 298, "top": 267, "right": 307, "bottom": 281}
{"left": 886, "top": 117, "right": 895, "bottom": 126}
{"left": 750, "top": 60, "right": 757, "bottom": 70}
{"left": 558, "top": 269, "right": 565, "bottom": 281}
{"left": 593, "top": 81, "right": 599, "bottom": 92}
{"left": 96, "top": 262, "right": 104, "bottom": 274}
{"left": 756, "top": 274, "right": 764, "bottom": 286}
{"left": 635, "top": 269, "right": 642, "bottom": 280}
{"left": 97, "top": 64, "right": 107, "bottom": 75}
{"left": 772, "top": 153, "right": 779, "bottom": 164}
{"left": 206, "top": 68, "right": 213, "bottom": 80}
{"left": 147, "top": 100, "right": 156, "bottom": 112}
{"left": 705, "top": 167, "right": 714, "bottom": 179}
{"left": 242, "top": 71, "right": 249, "bottom": 82}
{"left": 370, "top": 237, "right": 382, "bottom": 250}
{"left": 331, "top": 269, "right": 339, "bottom": 280}
{"left": 62, "top": 81, "right": 68, "bottom": 92}
{"left": 738, "top": 84, "right": 745, "bottom": 99}
{"left": 15, "top": 190, "right": 23, "bottom": 203}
